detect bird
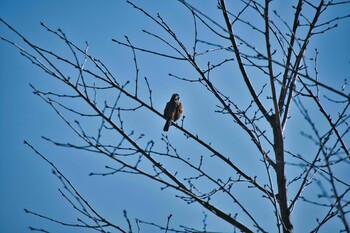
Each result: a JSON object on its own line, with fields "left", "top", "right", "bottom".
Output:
{"left": 163, "top": 93, "right": 183, "bottom": 131}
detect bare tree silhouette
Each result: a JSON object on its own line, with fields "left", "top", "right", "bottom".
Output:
{"left": 1, "top": 0, "right": 349, "bottom": 232}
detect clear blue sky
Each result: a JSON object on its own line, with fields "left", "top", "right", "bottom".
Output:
{"left": 1, "top": 1, "right": 349, "bottom": 232}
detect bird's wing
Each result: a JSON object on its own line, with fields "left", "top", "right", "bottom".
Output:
{"left": 164, "top": 101, "right": 176, "bottom": 120}
{"left": 164, "top": 102, "right": 171, "bottom": 117}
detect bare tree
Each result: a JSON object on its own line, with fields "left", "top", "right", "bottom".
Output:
{"left": 1, "top": 0, "right": 350, "bottom": 232}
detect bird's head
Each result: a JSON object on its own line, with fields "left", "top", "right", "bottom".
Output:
{"left": 171, "top": 93, "right": 180, "bottom": 101}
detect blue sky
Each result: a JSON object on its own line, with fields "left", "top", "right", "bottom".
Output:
{"left": 1, "top": 1, "right": 349, "bottom": 232}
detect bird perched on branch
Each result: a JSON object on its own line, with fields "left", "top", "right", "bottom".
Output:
{"left": 163, "top": 93, "right": 183, "bottom": 131}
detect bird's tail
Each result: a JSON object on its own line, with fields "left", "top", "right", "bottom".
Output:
{"left": 163, "top": 119, "right": 171, "bottom": 131}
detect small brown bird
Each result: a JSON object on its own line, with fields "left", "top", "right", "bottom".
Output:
{"left": 163, "top": 93, "right": 184, "bottom": 131}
